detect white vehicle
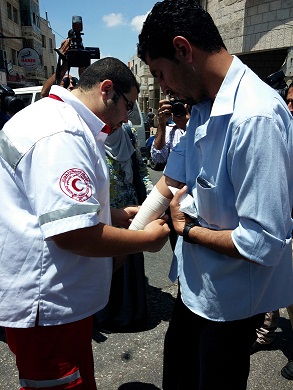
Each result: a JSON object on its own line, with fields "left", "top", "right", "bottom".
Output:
{"left": 13, "top": 85, "right": 42, "bottom": 107}
{"left": 13, "top": 85, "right": 146, "bottom": 156}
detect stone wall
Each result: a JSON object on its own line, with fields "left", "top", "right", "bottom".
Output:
{"left": 207, "top": 0, "right": 293, "bottom": 78}
{"left": 207, "top": 0, "right": 293, "bottom": 55}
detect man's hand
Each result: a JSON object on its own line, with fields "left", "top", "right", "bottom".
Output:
{"left": 170, "top": 185, "right": 192, "bottom": 235}
{"left": 56, "top": 38, "right": 70, "bottom": 57}
{"left": 142, "top": 215, "right": 170, "bottom": 252}
{"left": 111, "top": 206, "right": 140, "bottom": 228}
{"left": 157, "top": 98, "right": 172, "bottom": 122}
{"left": 153, "top": 99, "right": 172, "bottom": 151}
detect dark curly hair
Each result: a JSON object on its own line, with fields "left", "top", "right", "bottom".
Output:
{"left": 137, "top": 0, "right": 226, "bottom": 63}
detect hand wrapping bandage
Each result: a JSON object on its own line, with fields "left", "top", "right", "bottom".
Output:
{"left": 129, "top": 186, "right": 171, "bottom": 230}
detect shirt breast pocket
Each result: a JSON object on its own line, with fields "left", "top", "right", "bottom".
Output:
{"left": 196, "top": 175, "right": 219, "bottom": 226}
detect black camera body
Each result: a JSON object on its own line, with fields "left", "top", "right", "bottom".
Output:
{"left": 0, "top": 85, "right": 24, "bottom": 114}
{"left": 170, "top": 98, "right": 186, "bottom": 117}
{"left": 67, "top": 16, "right": 100, "bottom": 68}
{"left": 265, "top": 70, "right": 288, "bottom": 101}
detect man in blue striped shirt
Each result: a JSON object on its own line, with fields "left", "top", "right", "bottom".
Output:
{"left": 151, "top": 99, "right": 189, "bottom": 165}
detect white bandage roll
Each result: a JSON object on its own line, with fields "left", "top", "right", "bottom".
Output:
{"left": 129, "top": 186, "right": 171, "bottom": 230}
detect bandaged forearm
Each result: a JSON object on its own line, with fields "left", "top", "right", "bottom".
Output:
{"left": 129, "top": 185, "right": 171, "bottom": 230}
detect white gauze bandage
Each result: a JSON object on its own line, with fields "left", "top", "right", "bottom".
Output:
{"left": 129, "top": 186, "right": 171, "bottom": 230}
{"left": 168, "top": 186, "right": 198, "bottom": 218}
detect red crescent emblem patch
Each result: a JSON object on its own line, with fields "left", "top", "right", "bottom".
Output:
{"left": 59, "top": 168, "right": 92, "bottom": 202}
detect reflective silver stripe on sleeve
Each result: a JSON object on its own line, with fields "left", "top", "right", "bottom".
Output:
{"left": 39, "top": 204, "right": 100, "bottom": 226}
{"left": 0, "top": 130, "right": 23, "bottom": 170}
{"left": 19, "top": 369, "right": 81, "bottom": 388}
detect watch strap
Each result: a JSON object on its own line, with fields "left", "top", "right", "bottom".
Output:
{"left": 183, "top": 220, "right": 200, "bottom": 243}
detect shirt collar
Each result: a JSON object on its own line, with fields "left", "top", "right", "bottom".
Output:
{"left": 49, "top": 85, "right": 106, "bottom": 138}
{"left": 210, "top": 56, "right": 246, "bottom": 117}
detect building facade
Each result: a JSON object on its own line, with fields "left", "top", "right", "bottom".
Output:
{"left": 1, "top": 0, "right": 292, "bottom": 97}
{"left": 0, "top": 0, "right": 56, "bottom": 88}
{"left": 130, "top": 0, "right": 293, "bottom": 122}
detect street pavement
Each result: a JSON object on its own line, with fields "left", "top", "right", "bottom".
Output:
{"left": 1, "top": 168, "right": 293, "bottom": 389}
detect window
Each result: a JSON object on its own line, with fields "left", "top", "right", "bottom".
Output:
{"left": 7, "top": 2, "right": 12, "bottom": 20}
{"left": 15, "top": 94, "right": 33, "bottom": 106}
{"left": 11, "top": 49, "right": 17, "bottom": 65}
{"left": 26, "top": 39, "right": 34, "bottom": 48}
{"left": 13, "top": 6, "right": 18, "bottom": 23}
{"left": 44, "top": 65, "right": 48, "bottom": 79}
{"left": 49, "top": 38, "right": 53, "bottom": 53}
{"left": 42, "top": 35, "right": 46, "bottom": 48}
{"left": 0, "top": 50, "right": 7, "bottom": 69}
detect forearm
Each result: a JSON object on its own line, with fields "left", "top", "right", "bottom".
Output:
{"left": 41, "top": 64, "right": 68, "bottom": 98}
{"left": 128, "top": 185, "right": 171, "bottom": 230}
{"left": 41, "top": 74, "right": 58, "bottom": 98}
{"left": 186, "top": 226, "right": 244, "bottom": 258}
{"left": 52, "top": 222, "right": 167, "bottom": 257}
{"left": 156, "top": 175, "right": 181, "bottom": 197}
{"left": 128, "top": 176, "right": 181, "bottom": 230}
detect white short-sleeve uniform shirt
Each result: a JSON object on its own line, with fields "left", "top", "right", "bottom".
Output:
{"left": 0, "top": 86, "right": 112, "bottom": 327}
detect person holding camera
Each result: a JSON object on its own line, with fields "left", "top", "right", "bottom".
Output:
{"left": 151, "top": 98, "right": 189, "bottom": 167}
{"left": 0, "top": 57, "right": 170, "bottom": 390}
{"left": 137, "top": 0, "right": 293, "bottom": 388}
{"left": 41, "top": 38, "right": 85, "bottom": 98}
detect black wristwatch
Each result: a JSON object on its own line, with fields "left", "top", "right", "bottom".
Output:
{"left": 183, "top": 219, "right": 201, "bottom": 243}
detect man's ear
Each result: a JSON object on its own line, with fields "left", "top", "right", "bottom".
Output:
{"left": 100, "top": 79, "right": 115, "bottom": 98}
{"left": 173, "top": 36, "right": 193, "bottom": 63}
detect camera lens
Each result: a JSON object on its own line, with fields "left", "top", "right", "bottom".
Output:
{"left": 171, "top": 100, "right": 186, "bottom": 117}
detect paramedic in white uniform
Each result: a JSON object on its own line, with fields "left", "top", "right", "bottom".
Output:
{"left": 0, "top": 57, "right": 169, "bottom": 390}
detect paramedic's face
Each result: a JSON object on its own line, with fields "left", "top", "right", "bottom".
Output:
{"left": 109, "top": 86, "right": 137, "bottom": 133}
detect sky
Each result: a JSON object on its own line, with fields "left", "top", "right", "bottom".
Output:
{"left": 38, "top": 0, "right": 157, "bottom": 75}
